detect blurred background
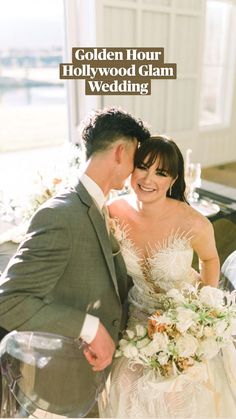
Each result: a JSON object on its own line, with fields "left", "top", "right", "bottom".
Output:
{"left": 0, "top": 0, "right": 236, "bottom": 203}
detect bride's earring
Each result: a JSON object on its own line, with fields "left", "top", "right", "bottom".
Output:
{"left": 169, "top": 184, "right": 172, "bottom": 196}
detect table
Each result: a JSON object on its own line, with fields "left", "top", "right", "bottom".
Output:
{"left": 196, "top": 180, "right": 236, "bottom": 223}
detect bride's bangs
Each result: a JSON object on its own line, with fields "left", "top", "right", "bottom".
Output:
{"left": 157, "top": 151, "right": 178, "bottom": 178}
{"left": 135, "top": 138, "right": 179, "bottom": 178}
{"left": 135, "top": 143, "right": 157, "bottom": 168}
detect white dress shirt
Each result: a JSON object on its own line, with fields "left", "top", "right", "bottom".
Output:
{"left": 79, "top": 174, "right": 107, "bottom": 343}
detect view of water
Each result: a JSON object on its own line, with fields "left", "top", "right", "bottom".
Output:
{"left": 0, "top": 85, "right": 66, "bottom": 106}
{"left": 0, "top": 1, "right": 67, "bottom": 161}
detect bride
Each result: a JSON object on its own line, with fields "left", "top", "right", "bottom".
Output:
{"left": 99, "top": 136, "right": 236, "bottom": 418}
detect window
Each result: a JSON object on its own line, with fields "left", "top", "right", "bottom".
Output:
{"left": 0, "top": 0, "right": 69, "bottom": 200}
{"left": 200, "top": 0, "right": 235, "bottom": 127}
{"left": 0, "top": 0, "right": 67, "bottom": 153}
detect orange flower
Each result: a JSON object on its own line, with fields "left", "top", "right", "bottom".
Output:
{"left": 156, "top": 324, "right": 167, "bottom": 333}
{"left": 176, "top": 357, "right": 194, "bottom": 371}
{"left": 148, "top": 311, "right": 166, "bottom": 337}
{"left": 207, "top": 309, "right": 219, "bottom": 318}
{"left": 53, "top": 177, "right": 62, "bottom": 185}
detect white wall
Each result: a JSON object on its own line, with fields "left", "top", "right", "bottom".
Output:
{"left": 66, "top": 0, "right": 236, "bottom": 167}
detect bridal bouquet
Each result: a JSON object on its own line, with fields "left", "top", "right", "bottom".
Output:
{"left": 116, "top": 285, "right": 236, "bottom": 377}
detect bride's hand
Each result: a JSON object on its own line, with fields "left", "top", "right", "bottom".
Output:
{"left": 83, "top": 322, "right": 116, "bottom": 371}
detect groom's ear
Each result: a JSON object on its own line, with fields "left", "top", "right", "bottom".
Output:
{"left": 114, "top": 142, "right": 125, "bottom": 164}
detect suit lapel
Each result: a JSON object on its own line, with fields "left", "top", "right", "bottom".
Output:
{"left": 75, "top": 182, "right": 120, "bottom": 299}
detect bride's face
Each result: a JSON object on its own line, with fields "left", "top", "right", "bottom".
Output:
{"left": 131, "top": 156, "right": 174, "bottom": 202}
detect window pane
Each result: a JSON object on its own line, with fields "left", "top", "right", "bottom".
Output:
{"left": 200, "top": 0, "right": 232, "bottom": 126}
{"left": 200, "top": 66, "right": 224, "bottom": 125}
{"left": 0, "top": 0, "right": 67, "bottom": 152}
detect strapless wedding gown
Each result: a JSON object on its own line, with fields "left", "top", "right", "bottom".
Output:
{"left": 99, "top": 226, "right": 236, "bottom": 418}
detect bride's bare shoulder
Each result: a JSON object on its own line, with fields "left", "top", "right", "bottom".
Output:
{"left": 180, "top": 201, "right": 212, "bottom": 233}
{"left": 108, "top": 194, "right": 135, "bottom": 219}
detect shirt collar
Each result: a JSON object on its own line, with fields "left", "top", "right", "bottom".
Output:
{"left": 80, "top": 173, "right": 106, "bottom": 211}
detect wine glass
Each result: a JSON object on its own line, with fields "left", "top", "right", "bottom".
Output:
{"left": 186, "top": 163, "right": 201, "bottom": 203}
{"left": 0, "top": 331, "right": 107, "bottom": 418}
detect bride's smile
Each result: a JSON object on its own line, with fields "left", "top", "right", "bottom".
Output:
{"left": 137, "top": 183, "right": 157, "bottom": 193}
{"left": 131, "top": 157, "right": 174, "bottom": 201}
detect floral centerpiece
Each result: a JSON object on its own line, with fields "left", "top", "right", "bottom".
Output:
{"left": 0, "top": 144, "right": 82, "bottom": 245}
{"left": 116, "top": 285, "right": 236, "bottom": 378}
{"left": 22, "top": 174, "right": 63, "bottom": 221}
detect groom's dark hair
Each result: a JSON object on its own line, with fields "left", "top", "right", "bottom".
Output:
{"left": 81, "top": 107, "right": 150, "bottom": 159}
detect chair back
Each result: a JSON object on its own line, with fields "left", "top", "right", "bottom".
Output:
{"left": 0, "top": 331, "right": 105, "bottom": 417}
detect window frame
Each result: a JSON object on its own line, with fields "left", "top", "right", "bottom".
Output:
{"left": 199, "top": 0, "right": 236, "bottom": 130}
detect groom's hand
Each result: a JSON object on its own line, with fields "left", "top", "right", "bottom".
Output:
{"left": 83, "top": 322, "right": 116, "bottom": 371}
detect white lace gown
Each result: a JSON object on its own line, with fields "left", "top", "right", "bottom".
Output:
{"left": 99, "top": 226, "right": 236, "bottom": 418}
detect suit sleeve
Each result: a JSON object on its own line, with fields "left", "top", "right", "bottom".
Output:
{"left": 0, "top": 207, "right": 87, "bottom": 338}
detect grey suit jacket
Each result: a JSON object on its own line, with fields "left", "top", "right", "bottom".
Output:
{"left": 0, "top": 182, "right": 128, "bottom": 343}
{"left": 0, "top": 182, "right": 129, "bottom": 412}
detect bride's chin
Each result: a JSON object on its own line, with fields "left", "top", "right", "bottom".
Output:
{"left": 135, "top": 193, "right": 157, "bottom": 203}
{"left": 136, "top": 188, "right": 157, "bottom": 197}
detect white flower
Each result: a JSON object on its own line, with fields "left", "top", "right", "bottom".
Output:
{"left": 203, "top": 326, "right": 214, "bottom": 337}
{"left": 199, "top": 286, "right": 224, "bottom": 308}
{"left": 214, "top": 319, "right": 228, "bottom": 337}
{"left": 167, "top": 288, "right": 185, "bottom": 303}
{"left": 140, "top": 340, "right": 158, "bottom": 357}
{"left": 140, "top": 333, "right": 168, "bottom": 357}
{"left": 198, "top": 338, "right": 220, "bottom": 359}
{"left": 123, "top": 343, "right": 139, "bottom": 358}
{"left": 115, "top": 349, "right": 122, "bottom": 358}
{"left": 152, "top": 333, "right": 169, "bottom": 352}
{"left": 136, "top": 337, "right": 150, "bottom": 349}
{"left": 151, "top": 313, "right": 172, "bottom": 325}
{"left": 119, "top": 339, "right": 129, "bottom": 349}
{"left": 135, "top": 324, "right": 147, "bottom": 338}
{"left": 176, "top": 307, "right": 198, "bottom": 334}
{"left": 126, "top": 330, "right": 135, "bottom": 339}
{"left": 157, "top": 352, "right": 169, "bottom": 366}
{"left": 176, "top": 334, "right": 198, "bottom": 357}
{"left": 181, "top": 282, "right": 198, "bottom": 294}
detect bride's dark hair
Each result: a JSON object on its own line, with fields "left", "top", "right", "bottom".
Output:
{"left": 134, "top": 135, "right": 188, "bottom": 203}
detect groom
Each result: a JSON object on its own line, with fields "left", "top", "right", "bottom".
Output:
{"left": 0, "top": 107, "right": 149, "bottom": 411}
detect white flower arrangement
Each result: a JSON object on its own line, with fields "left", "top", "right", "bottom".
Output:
{"left": 22, "top": 174, "right": 63, "bottom": 220}
{"left": 0, "top": 145, "right": 82, "bottom": 245}
{"left": 0, "top": 176, "right": 64, "bottom": 244}
{"left": 116, "top": 285, "right": 236, "bottom": 378}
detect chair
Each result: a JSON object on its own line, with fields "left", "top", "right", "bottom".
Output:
{"left": 0, "top": 331, "right": 106, "bottom": 417}
{"left": 221, "top": 251, "right": 236, "bottom": 291}
{"left": 192, "top": 218, "right": 236, "bottom": 282}
{"left": 213, "top": 219, "right": 236, "bottom": 267}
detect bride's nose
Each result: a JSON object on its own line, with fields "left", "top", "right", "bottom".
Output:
{"left": 142, "top": 169, "right": 153, "bottom": 181}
